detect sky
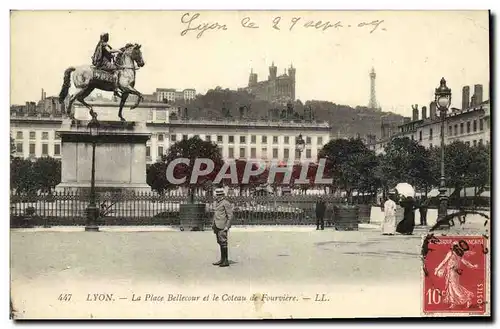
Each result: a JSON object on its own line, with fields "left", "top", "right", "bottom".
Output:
{"left": 10, "top": 10, "right": 490, "bottom": 116}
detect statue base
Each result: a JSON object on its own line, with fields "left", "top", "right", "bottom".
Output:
{"left": 55, "top": 118, "right": 152, "bottom": 194}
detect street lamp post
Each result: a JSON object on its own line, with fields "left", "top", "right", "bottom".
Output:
{"left": 435, "top": 77, "right": 452, "bottom": 229}
{"left": 85, "top": 118, "right": 100, "bottom": 232}
{"left": 295, "top": 134, "right": 306, "bottom": 195}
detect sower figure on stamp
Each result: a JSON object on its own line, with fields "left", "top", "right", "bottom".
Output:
{"left": 212, "top": 188, "right": 234, "bottom": 267}
{"left": 315, "top": 196, "right": 326, "bottom": 230}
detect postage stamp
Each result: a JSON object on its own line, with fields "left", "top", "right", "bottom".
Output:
{"left": 422, "top": 234, "right": 489, "bottom": 315}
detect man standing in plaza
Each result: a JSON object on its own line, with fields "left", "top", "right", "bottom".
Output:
{"left": 418, "top": 196, "right": 429, "bottom": 226}
{"left": 315, "top": 196, "right": 326, "bottom": 230}
{"left": 212, "top": 188, "right": 234, "bottom": 267}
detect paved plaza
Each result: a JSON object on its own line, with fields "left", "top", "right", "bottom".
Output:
{"left": 10, "top": 208, "right": 488, "bottom": 319}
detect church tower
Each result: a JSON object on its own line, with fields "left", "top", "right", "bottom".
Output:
{"left": 288, "top": 63, "right": 296, "bottom": 100}
{"left": 269, "top": 61, "right": 277, "bottom": 81}
{"left": 248, "top": 68, "right": 258, "bottom": 87}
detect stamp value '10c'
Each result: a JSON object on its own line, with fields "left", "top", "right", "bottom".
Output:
{"left": 423, "top": 235, "right": 488, "bottom": 315}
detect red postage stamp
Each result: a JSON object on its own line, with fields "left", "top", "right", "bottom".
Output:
{"left": 422, "top": 235, "right": 488, "bottom": 315}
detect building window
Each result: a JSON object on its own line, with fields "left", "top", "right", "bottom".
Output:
{"left": 317, "top": 137, "right": 323, "bottom": 145}
{"left": 205, "top": 135, "right": 211, "bottom": 142}
{"left": 262, "top": 136, "right": 267, "bottom": 144}
{"left": 146, "top": 146, "right": 151, "bottom": 157}
{"left": 240, "top": 136, "right": 246, "bottom": 144}
{"left": 473, "top": 140, "right": 477, "bottom": 147}
{"left": 54, "top": 144, "right": 61, "bottom": 156}
{"left": 251, "top": 147, "right": 256, "bottom": 158}
{"left": 272, "top": 148, "right": 278, "bottom": 159}
{"left": 411, "top": 135, "right": 414, "bottom": 140}
{"left": 419, "top": 130, "right": 422, "bottom": 141}
{"left": 429, "top": 143, "right": 433, "bottom": 148}
{"left": 29, "top": 131, "right": 36, "bottom": 140}
{"left": 306, "top": 149, "right": 312, "bottom": 159}
{"left": 480, "top": 119, "right": 484, "bottom": 131}
{"left": 467, "top": 121, "right": 471, "bottom": 133}
{"left": 228, "top": 147, "right": 234, "bottom": 158}
{"left": 448, "top": 126, "right": 452, "bottom": 136}
{"left": 158, "top": 146, "right": 164, "bottom": 157}
{"left": 284, "top": 136, "right": 290, "bottom": 144}
{"left": 171, "top": 134, "right": 177, "bottom": 142}
{"left": 284, "top": 149, "right": 289, "bottom": 159}
{"left": 16, "top": 131, "right": 23, "bottom": 139}
{"left": 454, "top": 125, "right": 458, "bottom": 136}
{"left": 158, "top": 134, "right": 164, "bottom": 142}
{"left": 273, "top": 136, "right": 278, "bottom": 144}
{"left": 217, "top": 135, "right": 223, "bottom": 143}
{"left": 218, "top": 147, "right": 223, "bottom": 155}
{"left": 182, "top": 135, "right": 188, "bottom": 141}
{"left": 29, "top": 143, "right": 35, "bottom": 155}
{"left": 460, "top": 123, "right": 464, "bottom": 134}
{"left": 295, "top": 149, "right": 301, "bottom": 160}
{"left": 306, "top": 137, "right": 311, "bottom": 144}
{"left": 239, "top": 147, "right": 246, "bottom": 158}
{"left": 16, "top": 143, "right": 23, "bottom": 153}
{"left": 429, "top": 128, "right": 433, "bottom": 140}
{"left": 479, "top": 139, "right": 483, "bottom": 145}
{"left": 261, "top": 147, "right": 267, "bottom": 159}
{"left": 473, "top": 120, "right": 477, "bottom": 132}
{"left": 228, "top": 135, "right": 234, "bottom": 143}
{"left": 251, "top": 135, "right": 256, "bottom": 144}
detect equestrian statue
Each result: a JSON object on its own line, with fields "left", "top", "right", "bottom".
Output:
{"left": 59, "top": 33, "right": 145, "bottom": 121}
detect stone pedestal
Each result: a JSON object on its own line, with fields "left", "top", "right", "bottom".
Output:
{"left": 55, "top": 106, "right": 152, "bottom": 193}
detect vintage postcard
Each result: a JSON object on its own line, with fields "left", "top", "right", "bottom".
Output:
{"left": 9, "top": 10, "right": 491, "bottom": 319}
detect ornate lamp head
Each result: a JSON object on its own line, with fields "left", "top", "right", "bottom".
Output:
{"left": 87, "top": 118, "right": 100, "bottom": 137}
{"left": 434, "top": 77, "right": 452, "bottom": 110}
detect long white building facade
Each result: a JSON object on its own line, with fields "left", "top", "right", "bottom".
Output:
{"left": 10, "top": 102, "right": 331, "bottom": 165}
{"left": 370, "top": 100, "right": 490, "bottom": 155}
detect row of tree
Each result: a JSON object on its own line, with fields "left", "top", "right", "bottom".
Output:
{"left": 10, "top": 134, "right": 489, "bottom": 203}
{"left": 146, "top": 135, "right": 490, "bottom": 203}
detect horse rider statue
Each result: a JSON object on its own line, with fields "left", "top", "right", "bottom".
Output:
{"left": 91, "top": 33, "right": 122, "bottom": 96}
{"left": 92, "top": 32, "right": 121, "bottom": 71}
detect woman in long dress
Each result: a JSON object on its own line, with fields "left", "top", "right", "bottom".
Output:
{"left": 396, "top": 196, "right": 416, "bottom": 235}
{"left": 434, "top": 245, "right": 478, "bottom": 308}
{"left": 381, "top": 193, "right": 397, "bottom": 235}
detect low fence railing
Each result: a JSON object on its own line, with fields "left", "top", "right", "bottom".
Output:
{"left": 10, "top": 192, "right": 346, "bottom": 227}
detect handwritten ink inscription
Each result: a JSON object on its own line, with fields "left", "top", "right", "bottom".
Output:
{"left": 180, "top": 12, "right": 386, "bottom": 38}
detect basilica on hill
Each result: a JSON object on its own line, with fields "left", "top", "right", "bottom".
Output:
{"left": 239, "top": 62, "right": 296, "bottom": 105}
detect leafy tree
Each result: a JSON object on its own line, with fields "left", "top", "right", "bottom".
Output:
{"left": 318, "top": 138, "right": 378, "bottom": 201}
{"left": 379, "top": 137, "right": 433, "bottom": 193}
{"left": 10, "top": 135, "right": 16, "bottom": 160}
{"left": 467, "top": 143, "right": 490, "bottom": 196}
{"left": 164, "top": 136, "right": 223, "bottom": 203}
{"left": 146, "top": 158, "right": 168, "bottom": 194}
{"left": 32, "top": 157, "right": 61, "bottom": 193}
{"left": 11, "top": 158, "right": 35, "bottom": 194}
{"left": 429, "top": 141, "right": 490, "bottom": 206}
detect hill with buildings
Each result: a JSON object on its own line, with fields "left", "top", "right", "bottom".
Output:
{"left": 173, "top": 88, "right": 405, "bottom": 138}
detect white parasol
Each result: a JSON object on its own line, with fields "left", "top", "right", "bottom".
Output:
{"left": 395, "top": 182, "right": 416, "bottom": 198}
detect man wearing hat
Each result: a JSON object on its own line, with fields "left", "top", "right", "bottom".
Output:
{"left": 212, "top": 188, "right": 234, "bottom": 267}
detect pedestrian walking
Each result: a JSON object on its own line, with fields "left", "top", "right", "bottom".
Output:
{"left": 212, "top": 188, "right": 234, "bottom": 267}
{"left": 315, "top": 196, "right": 326, "bottom": 230}
{"left": 381, "top": 190, "right": 397, "bottom": 235}
{"left": 418, "top": 196, "right": 429, "bottom": 226}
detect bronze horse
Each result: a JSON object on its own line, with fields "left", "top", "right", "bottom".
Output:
{"left": 59, "top": 43, "right": 145, "bottom": 121}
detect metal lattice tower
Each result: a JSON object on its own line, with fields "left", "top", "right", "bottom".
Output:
{"left": 368, "top": 67, "right": 378, "bottom": 109}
